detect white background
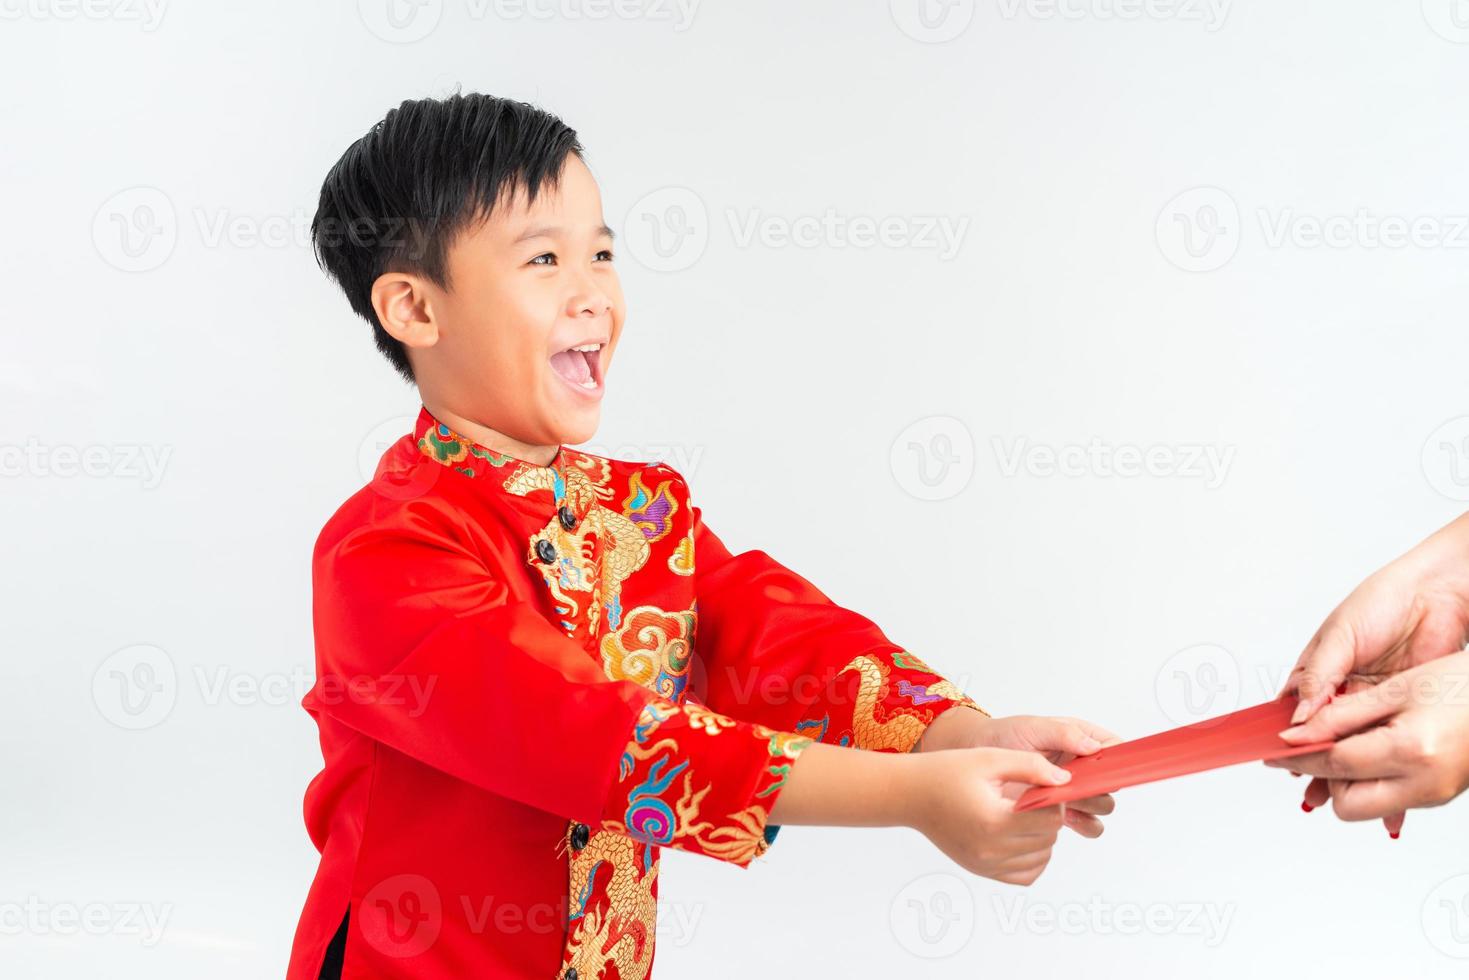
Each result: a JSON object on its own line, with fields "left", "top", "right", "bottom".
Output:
{"left": 4, "top": 0, "right": 1469, "bottom": 976}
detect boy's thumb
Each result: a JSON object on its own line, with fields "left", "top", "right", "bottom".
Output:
{"left": 986, "top": 748, "right": 1072, "bottom": 787}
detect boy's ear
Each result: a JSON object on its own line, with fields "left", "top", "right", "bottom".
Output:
{"left": 371, "top": 271, "right": 439, "bottom": 351}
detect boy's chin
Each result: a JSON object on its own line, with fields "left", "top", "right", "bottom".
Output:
{"left": 551, "top": 410, "right": 600, "bottom": 448}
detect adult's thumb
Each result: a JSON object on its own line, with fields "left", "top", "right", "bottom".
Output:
{"left": 1289, "top": 621, "right": 1356, "bottom": 724}
{"left": 1279, "top": 679, "right": 1404, "bottom": 744}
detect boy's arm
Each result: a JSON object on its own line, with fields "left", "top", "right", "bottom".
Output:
{"left": 688, "top": 501, "right": 989, "bottom": 755}
{"left": 306, "top": 514, "right": 812, "bottom": 867}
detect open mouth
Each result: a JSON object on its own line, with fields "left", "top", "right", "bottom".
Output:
{"left": 549, "top": 341, "right": 605, "bottom": 393}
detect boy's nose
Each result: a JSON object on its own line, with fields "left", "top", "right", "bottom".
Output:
{"left": 567, "top": 289, "right": 612, "bottom": 318}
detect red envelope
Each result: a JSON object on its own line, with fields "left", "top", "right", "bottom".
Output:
{"left": 1014, "top": 695, "right": 1334, "bottom": 811}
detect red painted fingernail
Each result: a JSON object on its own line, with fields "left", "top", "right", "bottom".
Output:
{"left": 1301, "top": 801, "right": 1314, "bottom": 812}
{"left": 1389, "top": 831, "right": 1400, "bottom": 840}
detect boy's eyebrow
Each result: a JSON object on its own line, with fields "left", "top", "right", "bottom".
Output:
{"left": 513, "top": 223, "right": 617, "bottom": 244}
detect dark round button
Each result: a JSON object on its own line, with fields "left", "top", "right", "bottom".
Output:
{"left": 558, "top": 505, "right": 577, "bottom": 530}
{"left": 535, "top": 539, "right": 557, "bottom": 563}
{"left": 570, "top": 822, "right": 590, "bottom": 850}
{"left": 565, "top": 970, "right": 579, "bottom": 980}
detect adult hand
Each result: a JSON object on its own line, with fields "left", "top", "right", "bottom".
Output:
{"left": 1272, "top": 650, "right": 1469, "bottom": 827}
{"left": 1282, "top": 513, "right": 1469, "bottom": 722}
{"left": 1276, "top": 513, "right": 1469, "bottom": 832}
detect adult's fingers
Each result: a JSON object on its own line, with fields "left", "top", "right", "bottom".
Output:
{"left": 1287, "top": 621, "right": 1357, "bottom": 724}
{"left": 1328, "top": 776, "right": 1413, "bottom": 821}
{"left": 1062, "top": 809, "right": 1105, "bottom": 838}
{"left": 1064, "top": 793, "right": 1115, "bottom": 816}
{"left": 1279, "top": 679, "right": 1407, "bottom": 744}
{"left": 1302, "top": 776, "right": 1331, "bottom": 810}
{"left": 1383, "top": 810, "right": 1406, "bottom": 838}
{"left": 1274, "top": 727, "right": 1404, "bottom": 781}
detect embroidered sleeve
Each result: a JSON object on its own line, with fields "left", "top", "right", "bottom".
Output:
{"left": 307, "top": 509, "right": 811, "bottom": 864}
{"left": 597, "top": 698, "right": 811, "bottom": 867}
{"left": 686, "top": 501, "right": 988, "bottom": 757}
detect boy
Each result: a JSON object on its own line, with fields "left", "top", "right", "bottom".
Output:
{"left": 289, "top": 93, "right": 1117, "bottom": 979}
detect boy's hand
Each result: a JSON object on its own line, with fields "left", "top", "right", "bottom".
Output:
{"left": 909, "top": 747, "right": 1074, "bottom": 885}
{"left": 916, "top": 711, "right": 1121, "bottom": 838}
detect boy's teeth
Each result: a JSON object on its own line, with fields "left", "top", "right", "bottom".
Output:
{"left": 578, "top": 378, "right": 597, "bottom": 389}
{"left": 570, "top": 343, "right": 602, "bottom": 352}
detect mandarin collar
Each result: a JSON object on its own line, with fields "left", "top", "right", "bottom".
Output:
{"left": 413, "top": 404, "right": 567, "bottom": 475}
{"left": 412, "top": 405, "right": 588, "bottom": 511}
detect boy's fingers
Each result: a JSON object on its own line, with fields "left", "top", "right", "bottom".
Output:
{"left": 1009, "top": 804, "right": 1066, "bottom": 837}
{"left": 1020, "top": 718, "right": 1102, "bottom": 757}
{"left": 994, "top": 847, "right": 1055, "bottom": 871}
{"left": 987, "top": 748, "right": 1072, "bottom": 786}
{"left": 1058, "top": 716, "right": 1122, "bottom": 748}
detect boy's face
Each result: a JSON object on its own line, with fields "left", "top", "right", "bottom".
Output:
{"left": 416, "top": 154, "right": 624, "bottom": 450}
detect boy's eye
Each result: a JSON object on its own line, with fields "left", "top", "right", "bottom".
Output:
{"left": 530, "top": 253, "right": 556, "bottom": 266}
{"left": 595, "top": 249, "right": 614, "bottom": 262}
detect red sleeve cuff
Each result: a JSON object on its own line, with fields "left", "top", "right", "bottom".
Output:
{"left": 799, "top": 649, "right": 988, "bottom": 754}
{"left": 597, "top": 697, "right": 812, "bottom": 867}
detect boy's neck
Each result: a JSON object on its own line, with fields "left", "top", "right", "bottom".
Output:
{"left": 423, "top": 401, "right": 560, "bottom": 467}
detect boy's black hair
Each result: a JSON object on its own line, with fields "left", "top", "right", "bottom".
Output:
{"left": 312, "top": 93, "right": 584, "bottom": 383}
